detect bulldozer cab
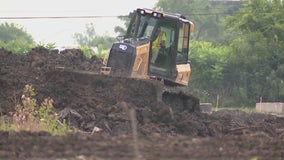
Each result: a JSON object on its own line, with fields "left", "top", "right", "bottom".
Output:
{"left": 102, "top": 8, "right": 194, "bottom": 86}
{"left": 127, "top": 8, "right": 194, "bottom": 85}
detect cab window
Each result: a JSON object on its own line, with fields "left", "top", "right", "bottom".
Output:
{"left": 176, "top": 23, "right": 190, "bottom": 63}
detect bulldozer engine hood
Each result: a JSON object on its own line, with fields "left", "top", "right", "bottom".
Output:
{"left": 107, "top": 40, "right": 145, "bottom": 77}
{"left": 112, "top": 42, "right": 135, "bottom": 55}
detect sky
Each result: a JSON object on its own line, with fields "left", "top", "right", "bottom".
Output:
{"left": 0, "top": 0, "right": 157, "bottom": 47}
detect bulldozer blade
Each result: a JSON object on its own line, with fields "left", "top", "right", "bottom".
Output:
{"left": 44, "top": 70, "right": 200, "bottom": 116}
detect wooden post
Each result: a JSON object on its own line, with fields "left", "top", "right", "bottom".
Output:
{"left": 259, "top": 96, "right": 262, "bottom": 112}
{"left": 216, "top": 94, "right": 219, "bottom": 111}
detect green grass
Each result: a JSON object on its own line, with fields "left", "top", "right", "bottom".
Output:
{"left": 213, "top": 106, "right": 256, "bottom": 112}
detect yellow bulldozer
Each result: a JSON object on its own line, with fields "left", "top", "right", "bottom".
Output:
{"left": 99, "top": 8, "right": 200, "bottom": 112}
{"left": 101, "top": 8, "right": 194, "bottom": 87}
{"left": 51, "top": 8, "right": 199, "bottom": 113}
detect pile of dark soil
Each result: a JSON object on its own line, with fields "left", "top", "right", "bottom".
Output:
{"left": 0, "top": 47, "right": 102, "bottom": 113}
{"left": 1, "top": 47, "right": 284, "bottom": 160}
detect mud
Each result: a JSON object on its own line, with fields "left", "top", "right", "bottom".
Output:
{"left": 1, "top": 47, "right": 284, "bottom": 160}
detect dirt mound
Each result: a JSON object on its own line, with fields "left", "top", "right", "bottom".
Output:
{"left": 1, "top": 47, "right": 284, "bottom": 137}
{"left": 1, "top": 47, "right": 284, "bottom": 159}
{"left": 1, "top": 129, "right": 283, "bottom": 160}
{"left": 0, "top": 47, "right": 102, "bottom": 113}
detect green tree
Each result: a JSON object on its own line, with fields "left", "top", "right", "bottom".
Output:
{"left": 114, "top": 16, "right": 130, "bottom": 36}
{"left": 113, "top": 1, "right": 240, "bottom": 43}
{"left": 0, "top": 22, "right": 35, "bottom": 54}
{"left": 155, "top": 0, "right": 234, "bottom": 43}
{"left": 189, "top": 41, "right": 229, "bottom": 104}
{"left": 74, "top": 23, "right": 116, "bottom": 58}
{"left": 224, "top": 0, "right": 284, "bottom": 105}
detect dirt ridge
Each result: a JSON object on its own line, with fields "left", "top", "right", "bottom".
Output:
{"left": 1, "top": 47, "right": 284, "bottom": 160}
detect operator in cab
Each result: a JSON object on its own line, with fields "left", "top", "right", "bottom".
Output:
{"left": 151, "top": 27, "right": 167, "bottom": 64}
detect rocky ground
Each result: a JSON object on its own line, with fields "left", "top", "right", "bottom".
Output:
{"left": 0, "top": 47, "right": 284, "bottom": 160}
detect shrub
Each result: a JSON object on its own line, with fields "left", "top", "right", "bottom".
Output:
{"left": 0, "top": 22, "right": 35, "bottom": 54}
{"left": 1, "top": 84, "right": 70, "bottom": 135}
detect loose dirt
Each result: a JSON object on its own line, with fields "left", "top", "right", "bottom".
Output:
{"left": 0, "top": 47, "right": 284, "bottom": 160}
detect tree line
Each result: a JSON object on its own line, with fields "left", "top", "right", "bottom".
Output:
{"left": 153, "top": 0, "right": 284, "bottom": 107}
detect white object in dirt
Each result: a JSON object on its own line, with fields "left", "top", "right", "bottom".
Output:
{"left": 256, "top": 102, "right": 284, "bottom": 114}
{"left": 200, "top": 103, "right": 212, "bottom": 114}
